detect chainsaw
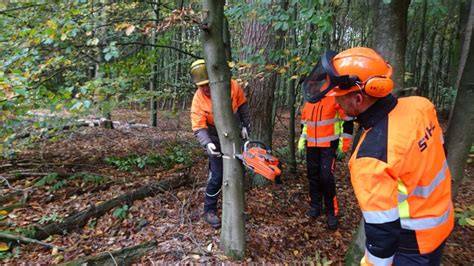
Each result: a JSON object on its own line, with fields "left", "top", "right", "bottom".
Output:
{"left": 236, "top": 140, "right": 281, "bottom": 182}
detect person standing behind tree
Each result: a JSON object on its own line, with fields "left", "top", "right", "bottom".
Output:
{"left": 189, "top": 59, "right": 250, "bottom": 229}
{"left": 303, "top": 47, "right": 453, "bottom": 265}
{"left": 297, "top": 97, "right": 353, "bottom": 230}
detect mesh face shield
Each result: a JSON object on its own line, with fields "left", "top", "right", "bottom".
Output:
{"left": 302, "top": 60, "right": 331, "bottom": 103}
{"left": 302, "top": 50, "right": 359, "bottom": 103}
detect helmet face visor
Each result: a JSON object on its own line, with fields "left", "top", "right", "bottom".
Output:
{"left": 303, "top": 50, "right": 359, "bottom": 103}
{"left": 302, "top": 60, "right": 332, "bottom": 103}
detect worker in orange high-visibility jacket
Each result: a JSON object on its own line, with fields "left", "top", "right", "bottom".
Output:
{"left": 302, "top": 47, "right": 453, "bottom": 265}
{"left": 190, "top": 59, "right": 250, "bottom": 229}
{"left": 297, "top": 98, "right": 353, "bottom": 230}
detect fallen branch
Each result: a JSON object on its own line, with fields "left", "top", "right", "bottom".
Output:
{"left": 15, "top": 122, "right": 98, "bottom": 140}
{"left": 0, "top": 231, "right": 64, "bottom": 251}
{"left": 0, "top": 191, "right": 22, "bottom": 204}
{"left": 59, "top": 240, "right": 158, "bottom": 266}
{"left": 0, "top": 202, "right": 26, "bottom": 212}
{"left": 33, "top": 171, "right": 190, "bottom": 240}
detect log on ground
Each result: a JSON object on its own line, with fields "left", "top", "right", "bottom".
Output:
{"left": 32, "top": 171, "right": 190, "bottom": 240}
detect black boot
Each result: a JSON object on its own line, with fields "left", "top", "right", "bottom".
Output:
{"left": 307, "top": 207, "right": 321, "bottom": 218}
{"left": 327, "top": 214, "right": 338, "bottom": 230}
{"left": 203, "top": 212, "right": 221, "bottom": 229}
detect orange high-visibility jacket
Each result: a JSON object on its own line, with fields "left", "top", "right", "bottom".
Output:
{"left": 300, "top": 97, "right": 353, "bottom": 151}
{"left": 349, "top": 95, "right": 453, "bottom": 265}
{"left": 191, "top": 79, "right": 248, "bottom": 146}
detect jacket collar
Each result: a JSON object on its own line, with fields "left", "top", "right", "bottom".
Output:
{"left": 356, "top": 94, "right": 398, "bottom": 130}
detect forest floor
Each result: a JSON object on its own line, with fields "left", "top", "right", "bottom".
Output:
{"left": 0, "top": 109, "right": 472, "bottom": 264}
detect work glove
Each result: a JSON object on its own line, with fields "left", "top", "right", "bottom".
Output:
{"left": 336, "top": 149, "right": 346, "bottom": 161}
{"left": 241, "top": 127, "right": 249, "bottom": 140}
{"left": 206, "top": 143, "right": 221, "bottom": 157}
{"left": 297, "top": 137, "right": 306, "bottom": 159}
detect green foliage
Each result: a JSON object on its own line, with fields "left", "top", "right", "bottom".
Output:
{"left": 50, "top": 179, "right": 68, "bottom": 192}
{"left": 0, "top": 2, "right": 191, "bottom": 156}
{"left": 34, "top": 172, "right": 106, "bottom": 192}
{"left": 38, "top": 212, "right": 63, "bottom": 224}
{"left": 454, "top": 205, "right": 474, "bottom": 227}
{"left": 34, "top": 173, "right": 59, "bottom": 187}
{"left": 87, "top": 219, "right": 97, "bottom": 229}
{"left": 113, "top": 204, "right": 129, "bottom": 220}
{"left": 273, "top": 144, "right": 292, "bottom": 164}
{"left": 0, "top": 245, "right": 20, "bottom": 260}
{"left": 105, "top": 144, "right": 192, "bottom": 171}
{"left": 15, "top": 226, "right": 37, "bottom": 239}
{"left": 81, "top": 174, "right": 106, "bottom": 185}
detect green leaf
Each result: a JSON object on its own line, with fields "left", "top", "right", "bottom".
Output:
{"left": 104, "top": 53, "right": 113, "bottom": 61}
{"left": 466, "top": 217, "right": 474, "bottom": 226}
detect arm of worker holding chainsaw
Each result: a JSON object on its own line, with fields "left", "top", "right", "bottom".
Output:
{"left": 190, "top": 96, "right": 221, "bottom": 157}
{"left": 233, "top": 80, "right": 251, "bottom": 140}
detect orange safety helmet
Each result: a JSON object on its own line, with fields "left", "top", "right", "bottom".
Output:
{"left": 190, "top": 59, "right": 209, "bottom": 86}
{"left": 302, "top": 47, "right": 393, "bottom": 103}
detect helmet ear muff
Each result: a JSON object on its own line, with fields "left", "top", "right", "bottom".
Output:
{"left": 364, "top": 76, "right": 393, "bottom": 97}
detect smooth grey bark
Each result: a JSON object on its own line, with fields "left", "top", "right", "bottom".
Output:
{"left": 93, "top": 0, "right": 113, "bottom": 129}
{"left": 287, "top": 2, "right": 297, "bottom": 174}
{"left": 372, "top": 0, "right": 410, "bottom": 95}
{"left": 223, "top": 16, "right": 232, "bottom": 61}
{"left": 149, "top": 0, "right": 159, "bottom": 127}
{"left": 344, "top": 219, "right": 365, "bottom": 266}
{"left": 446, "top": 0, "right": 474, "bottom": 199}
{"left": 201, "top": 0, "right": 246, "bottom": 259}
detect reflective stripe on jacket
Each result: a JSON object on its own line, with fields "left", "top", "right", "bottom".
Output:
{"left": 300, "top": 97, "right": 353, "bottom": 151}
{"left": 350, "top": 95, "right": 454, "bottom": 265}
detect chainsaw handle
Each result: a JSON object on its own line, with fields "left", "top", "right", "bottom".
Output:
{"left": 243, "top": 140, "right": 268, "bottom": 153}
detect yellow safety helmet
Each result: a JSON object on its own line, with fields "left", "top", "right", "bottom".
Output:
{"left": 190, "top": 59, "right": 209, "bottom": 86}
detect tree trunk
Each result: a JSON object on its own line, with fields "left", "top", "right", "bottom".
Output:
{"left": 344, "top": 219, "right": 365, "bottom": 265}
{"left": 287, "top": 4, "right": 298, "bottom": 174}
{"left": 201, "top": 0, "right": 246, "bottom": 259}
{"left": 372, "top": 0, "right": 410, "bottom": 95}
{"left": 413, "top": 0, "right": 428, "bottom": 89}
{"left": 94, "top": 0, "right": 113, "bottom": 129}
{"left": 446, "top": 0, "right": 474, "bottom": 199}
{"left": 149, "top": 0, "right": 160, "bottom": 127}
{"left": 240, "top": 0, "right": 281, "bottom": 149}
{"left": 223, "top": 16, "right": 232, "bottom": 62}
{"left": 419, "top": 24, "right": 438, "bottom": 97}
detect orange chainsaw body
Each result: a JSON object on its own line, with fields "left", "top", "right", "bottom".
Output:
{"left": 242, "top": 146, "right": 281, "bottom": 182}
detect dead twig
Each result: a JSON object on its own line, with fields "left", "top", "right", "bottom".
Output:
{"left": 0, "top": 231, "right": 64, "bottom": 251}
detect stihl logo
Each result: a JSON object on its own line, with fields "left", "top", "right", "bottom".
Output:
{"left": 418, "top": 122, "right": 436, "bottom": 152}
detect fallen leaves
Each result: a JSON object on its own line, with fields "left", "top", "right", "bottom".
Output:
{"left": 0, "top": 242, "right": 10, "bottom": 251}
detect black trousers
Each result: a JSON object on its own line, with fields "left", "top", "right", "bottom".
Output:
{"left": 204, "top": 154, "right": 223, "bottom": 213}
{"left": 306, "top": 140, "right": 338, "bottom": 216}
{"left": 393, "top": 240, "right": 446, "bottom": 265}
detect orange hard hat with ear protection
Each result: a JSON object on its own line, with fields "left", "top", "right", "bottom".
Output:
{"left": 302, "top": 47, "right": 393, "bottom": 103}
